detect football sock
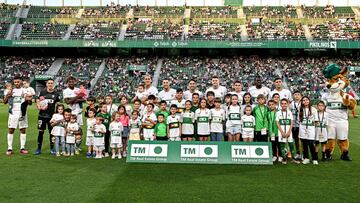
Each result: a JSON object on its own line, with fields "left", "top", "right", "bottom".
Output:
{"left": 20, "top": 133, "right": 26, "bottom": 149}
{"left": 7, "top": 133, "right": 14, "bottom": 150}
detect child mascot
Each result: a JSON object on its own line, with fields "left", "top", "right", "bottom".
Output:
{"left": 322, "top": 64, "right": 357, "bottom": 161}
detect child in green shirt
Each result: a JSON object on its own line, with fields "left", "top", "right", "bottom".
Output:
{"left": 154, "top": 114, "right": 168, "bottom": 141}
{"left": 252, "top": 94, "right": 269, "bottom": 142}
{"left": 268, "top": 99, "right": 280, "bottom": 162}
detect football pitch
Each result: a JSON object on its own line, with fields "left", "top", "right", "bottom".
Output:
{"left": 0, "top": 105, "right": 359, "bottom": 202}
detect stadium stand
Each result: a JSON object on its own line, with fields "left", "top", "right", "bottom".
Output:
{"left": 246, "top": 20, "right": 305, "bottom": 40}
{"left": 302, "top": 5, "right": 355, "bottom": 18}
{"left": 20, "top": 22, "right": 68, "bottom": 39}
{"left": 125, "top": 19, "right": 183, "bottom": 40}
{"left": 90, "top": 57, "right": 157, "bottom": 98}
{"left": 133, "top": 6, "right": 185, "bottom": 18}
{"left": 309, "top": 20, "right": 360, "bottom": 40}
{"left": 0, "top": 56, "right": 55, "bottom": 94}
{"left": 0, "top": 22, "right": 11, "bottom": 39}
{"left": 191, "top": 6, "right": 238, "bottom": 18}
{"left": 70, "top": 21, "right": 122, "bottom": 40}
{"left": 83, "top": 3, "right": 130, "bottom": 17}
{"left": 0, "top": 3, "right": 17, "bottom": 17}
{"left": 27, "top": 6, "right": 78, "bottom": 18}
{"left": 243, "top": 5, "right": 297, "bottom": 18}
{"left": 187, "top": 20, "right": 241, "bottom": 40}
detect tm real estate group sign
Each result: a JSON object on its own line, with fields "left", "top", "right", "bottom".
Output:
{"left": 127, "top": 141, "right": 273, "bottom": 165}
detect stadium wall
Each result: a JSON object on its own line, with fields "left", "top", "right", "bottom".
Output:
{"left": 1, "top": 40, "right": 360, "bottom": 49}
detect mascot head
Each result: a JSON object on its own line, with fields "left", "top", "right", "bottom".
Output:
{"left": 323, "top": 64, "right": 350, "bottom": 93}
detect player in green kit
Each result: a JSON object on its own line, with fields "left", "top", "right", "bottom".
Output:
{"left": 97, "top": 103, "right": 111, "bottom": 157}
{"left": 154, "top": 114, "right": 167, "bottom": 141}
{"left": 267, "top": 99, "right": 281, "bottom": 162}
{"left": 253, "top": 94, "right": 269, "bottom": 142}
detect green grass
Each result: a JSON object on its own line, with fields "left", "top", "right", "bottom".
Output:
{"left": 0, "top": 104, "right": 359, "bottom": 202}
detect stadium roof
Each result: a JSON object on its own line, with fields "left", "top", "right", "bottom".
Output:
{"left": 1, "top": 0, "right": 359, "bottom": 6}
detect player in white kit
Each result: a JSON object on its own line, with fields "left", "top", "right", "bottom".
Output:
{"left": 298, "top": 96, "right": 319, "bottom": 165}
{"left": 110, "top": 112, "right": 124, "bottom": 159}
{"left": 63, "top": 76, "right": 84, "bottom": 154}
{"left": 248, "top": 76, "right": 271, "bottom": 104}
{"left": 4, "top": 75, "right": 29, "bottom": 155}
{"left": 315, "top": 101, "right": 329, "bottom": 161}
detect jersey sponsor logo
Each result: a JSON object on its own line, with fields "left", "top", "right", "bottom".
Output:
{"left": 280, "top": 119, "right": 291, "bottom": 125}
{"left": 131, "top": 123, "right": 140, "bottom": 128}
{"left": 67, "top": 133, "right": 75, "bottom": 137}
{"left": 46, "top": 99, "right": 55, "bottom": 104}
{"left": 111, "top": 130, "right": 122, "bottom": 136}
{"left": 243, "top": 122, "right": 254, "bottom": 128}
{"left": 229, "top": 113, "right": 240, "bottom": 120}
{"left": 94, "top": 132, "right": 104, "bottom": 138}
{"left": 182, "top": 117, "right": 193, "bottom": 124}
{"left": 212, "top": 116, "right": 222, "bottom": 123}
{"left": 301, "top": 119, "right": 314, "bottom": 126}
{"left": 144, "top": 124, "right": 154, "bottom": 129}
{"left": 198, "top": 117, "right": 209, "bottom": 123}
{"left": 327, "top": 102, "right": 346, "bottom": 109}
{"left": 180, "top": 145, "right": 218, "bottom": 158}
{"left": 169, "top": 122, "right": 180, "bottom": 129}
{"left": 318, "top": 122, "right": 326, "bottom": 128}
{"left": 13, "top": 96, "right": 22, "bottom": 103}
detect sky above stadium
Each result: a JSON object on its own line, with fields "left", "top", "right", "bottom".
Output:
{"left": 1, "top": 0, "right": 359, "bottom": 6}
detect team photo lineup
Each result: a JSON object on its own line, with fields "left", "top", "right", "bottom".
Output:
{"left": 3, "top": 62, "right": 357, "bottom": 164}
{"left": 1, "top": 0, "right": 360, "bottom": 201}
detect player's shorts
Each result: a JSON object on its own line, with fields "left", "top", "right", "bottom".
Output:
{"left": 86, "top": 136, "right": 94, "bottom": 146}
{"left": 197, "top": 134, "right": 209, "bottom": 137}
{"left": 327, "top": 120, "right": 348, "bottom": 140}
{"left": 181, "top": 134, "right": 194, "bottom": 138}
{"left": 37, "top": 117, "right": 52, "bottom": 130}
{"left": 144, "top": 137, "right": 154, "bottom": 141}
{"left": 242, "top": 131, "right": 254, "bottom": 139}
{"left": 278, "top": 134, "right": 294, "bottom": 143}
{"left": 66, "top": 133, "right": 76, "bottom": 144}
{"left": 111, "top": 143, "right": 122, "bottom": 148}
{"left": 226, "top": 125, "right": 241, "bottom": 134}
{"left": 143, "top": 129, "right": 154, "bottom": 140}
{"left": 129, "top": 132, "right": 140, "bottom": 140}
{"left": 156, "top": 136, "right": 168, "bottom": 141}
{"left": 93, "top": 145, "right": 104, "bottom": 151}
{"left": 8, "top": 113, "right": 28, "bottom": 129}
{"left": 168, "top": 136, "right": 180, "bottom": 141}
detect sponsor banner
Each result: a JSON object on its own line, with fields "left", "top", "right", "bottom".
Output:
{"left": 348, "top": 66, "right": 360, "bottom": 72}
{"left": 34, "top": 74, "right": 54, "bottom": 81}
{"left": 128, "top": 65, "right": 148, "bottom": 71}
{"left": 127, "top": 141, "right": 273, "bottom": 165}
{"left": 1, "top": 40, "right": 357, "bottom": 49}
{"left": 83, "top": 40, "right": 117, "bottom": 47}
{"left": 308, "top": 41, "right": 337, "bottom": 49}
